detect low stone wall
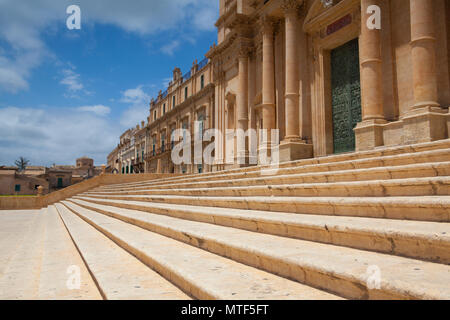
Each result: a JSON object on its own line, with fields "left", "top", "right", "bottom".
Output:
{"left": 0, "top": 173, "right": 180, "bottom": 210}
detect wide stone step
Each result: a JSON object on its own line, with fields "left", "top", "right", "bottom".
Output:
{"left": 96, "top": 162, "right": 450, "bottom": 193}
{"left": 85, "top": 177, "right": 450, "bottom": 198}
{"left": 70, "top": 198, "right": 450, "bottom": 264}
{"left": 0, "top": 208, "right": 101, "bottom": 300}
{"left": 0, "top": 211, "right": 42, "bottom": 277}
{"left": 60, "top": 201, "right": 341, "bottom": 300}
{"left": 75, "top": 194, "right": 450, "bottom": 222}
{"left": 55, "top": 203, "right": 190, "bottom": 300}
{"left": 95, "top": 148, "right": 450, "bottom": 192}
{"left": 63, "top": 200, "right": 450, "bottom": 300}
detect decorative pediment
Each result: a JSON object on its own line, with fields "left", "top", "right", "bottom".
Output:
{"left": 303, "top": 0, "right": 359, "bottom": 34}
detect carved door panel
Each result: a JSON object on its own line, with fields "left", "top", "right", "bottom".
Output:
{"left": 331, "top": 38, "right": 361, "bottom": 154}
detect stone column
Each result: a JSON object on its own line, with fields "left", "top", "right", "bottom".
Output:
{"left": 283, "top": 2, "right": 300, "bottom": 141}
{"left": 401, "top": 0, "right": 447, "bottom": 144}
{"left": 236, "top": 47, "right": 249, "bottom": 166}
{"left": 355, "top": 0, "right": 387, "bottom": 151}
{"left": 279, "top": 0, "right": 313, "bottom": 161}
{"left": 260, "top": 16, "right": 276, "bottom": 157}
{"left": 410, "top": 0, "right": 439, "bottom": 110}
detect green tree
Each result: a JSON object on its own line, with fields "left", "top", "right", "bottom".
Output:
{"left": 14, "top": 157, "right": 30, "bottom": 172}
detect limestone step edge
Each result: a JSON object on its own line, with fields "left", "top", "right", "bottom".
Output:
{"left": 60, "top": 201, "right": 342, "bottom": 300}
{"left": 96, "top": 139, "right": 450, "bottom": 190}
{"left": 62, "top": 200, "right": 450, "bottom": 300}
{"left": 69, "top": 198, "right": 450, "bottom": 264}
{"left": 95, "top": 161, "right": 450, "bottom": 192}
{"left": 74, "top": 195, "right": 450, "bottom": 223}
{"left": 84, "top": 176, "right": 450, "bottom": 198}
{"left": 38, "top": 205, "right": 102, "bottom": 300}
{"left": 54, "top": 203, "right": 190, "bottom": 300}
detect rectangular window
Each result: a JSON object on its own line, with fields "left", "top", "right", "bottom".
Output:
{"left": 154, "top": 110, "right": 157, "bottom": 121}
{"left": 182, "top": 122, "right": 188, "bottom": 142}
{"left": 185, "top": 87, "right": 188, "bottom": 100}
{"left": 200, "top": 75, "right": 204, "bottom": 89}
{"left": 163, "top": 104, "right": 166, "bottom": 115}
{"left": 15, "top": 184, "right": 21, "bottom": 192}
{"left": 173, "top": 96, "right": 176, "bottom": 108}
{"left": 57, "top": 178, "right": 63, "bottom": 188}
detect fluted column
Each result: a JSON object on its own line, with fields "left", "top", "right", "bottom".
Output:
{"left": 409, "top": 0, "right": 439, "bottom": 110}
{"left": 360, "top": 0, "right": 384, "bottom": 120}
{"left": 283, "top": 0, "right": 301, "bottom": 141}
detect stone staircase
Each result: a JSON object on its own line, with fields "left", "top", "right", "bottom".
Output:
{"left": 1, "top": 140, "right": 449, "bottom": 300}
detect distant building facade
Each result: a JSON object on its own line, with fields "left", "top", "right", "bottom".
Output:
{"left": 0, "top": 168, "right": 49, "bottom": 196}
{"left": 108, "top": 0, "right": 450, "bottom": 174}
{"left": 146, "top": 59, "right": 214, "bottom": 174}
{"left": 0, "top": 156, "right": 102, "bottom": 195}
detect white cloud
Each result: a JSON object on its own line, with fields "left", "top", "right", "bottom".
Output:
{"left": 0, "top": 106, "right": 120, "bottom": 166}
{"left": 121, "top": 85, "right": 150, "bottom": 105}
{"left": 0, "top": 0, "right": 219, "bottom": 93}
{"left": 77, "top": 105, "right": 110, "bottom": 116}
{"left": 161, "top": 40, "right": 180, "bottom": 56}
{"left": 60, "top": 68, "right": 84, "bottom": 92}
{"left": 0, "top": 66, "right": 29, "bottom": 93}
{"left": 120, "top": 85, "right": 151, "bottom": 128}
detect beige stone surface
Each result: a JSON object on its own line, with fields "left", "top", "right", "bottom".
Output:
{"left": 88, "top": 162, "right": 450, "bottom": 194}
{"left": 61, "top": 201, "right": 341, "bottom": 300}
{"left": 62, "top": 200, "right": 450, "bottom": 300}
{"left": 56, "top": 203, "right": 189, "bottom": 300}
{"left": 70, "top": 197, "right": 450, "bottom": 264}
{"left": 85, "top": 176, "right": 450, "bottom": 198}
{"left": 0, "top": 209, "right": 101, "bottom": 300}
{"left": 95, "top": 143, "right": 450, "bottom": 192}
{"left": 76, "top": 194, "right": 450, "bottom": 223}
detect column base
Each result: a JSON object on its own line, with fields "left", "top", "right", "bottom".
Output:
{"left": 354, "top": 119, "right": 387, "bottom": 151}
{"left": 401, "top": 107, "right": 448, "bottom": 145}
{"left": 278, "top": 140, "right": 313, "bottom": 162}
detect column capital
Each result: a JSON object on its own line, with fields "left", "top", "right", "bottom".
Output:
{"left": 281, "top": 0, "right": 301, "bottom": 14}
{"left": 237, "top": 40, "right": 253, "bottom": 59}
{"left": 259, "top": 15, "right": 277, "bottom": 34}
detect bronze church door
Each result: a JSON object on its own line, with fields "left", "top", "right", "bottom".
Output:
{"left": 331, "top": 38, "right": 362, "bottom": 154}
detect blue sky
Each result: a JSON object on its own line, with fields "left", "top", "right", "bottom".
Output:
{"left": 0, "top": 0, "right": 218, "bottom": 167}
